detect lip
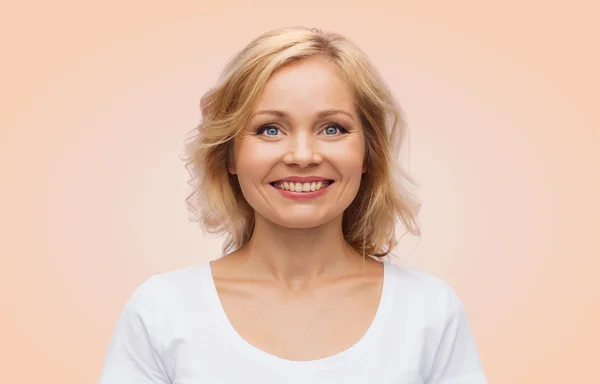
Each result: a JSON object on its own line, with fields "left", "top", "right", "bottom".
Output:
{"left": 271, "top": 176, "right": 333, "bottom": 183}
{"left": 270, "top": 180, "right": 333, "bottom": 200}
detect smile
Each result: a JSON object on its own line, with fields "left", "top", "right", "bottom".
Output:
{"left": 269, "top": 178, "right": 334, "bottom": 200}
{"left": 271, "top": 180, "right": 333, "bottom": 192}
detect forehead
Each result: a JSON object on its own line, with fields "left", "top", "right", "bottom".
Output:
{"left": 254, "top": 57, "right": 355, "bottom": 113}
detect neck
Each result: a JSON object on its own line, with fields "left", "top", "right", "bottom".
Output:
{"left": 236, "top": 213, "right": 365, "bottom": 284}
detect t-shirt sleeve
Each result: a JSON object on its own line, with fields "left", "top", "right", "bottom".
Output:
{"left": 98, "top": 276, "right": 171, "bottom": 384}
{"left": 426, "top": 283, "right": 488, "bottom": 384}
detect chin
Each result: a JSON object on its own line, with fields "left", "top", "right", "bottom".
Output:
{"left": 276, "top": 220, "right": 325, "bottom": 229}
{"left": 270, "top": 210, "right": 333, "bottom": 229}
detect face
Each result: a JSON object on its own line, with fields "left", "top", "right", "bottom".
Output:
{"left": 230, "top": 57, "right": 366, "bottom": 229}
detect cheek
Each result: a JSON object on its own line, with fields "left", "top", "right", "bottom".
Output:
{"left": 326, "top": 137, "right": 366, "bottom": 174}
{"left": 233, "top": 140, "right": 278, "bottom": 184}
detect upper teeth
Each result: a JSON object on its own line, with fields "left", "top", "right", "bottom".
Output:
{"left": 273, "top": 181, "right": 330, "bottom": 192}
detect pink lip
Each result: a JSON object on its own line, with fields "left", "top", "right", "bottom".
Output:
{"left": 271, "top": 176, "right": 333, "bottom": 183}
{"left": 271, "top": 182, "right": 333, "bottom": 200}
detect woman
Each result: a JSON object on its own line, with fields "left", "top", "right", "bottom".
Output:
{"left": 99, "top": 26, "right": 488, "bottom": 383}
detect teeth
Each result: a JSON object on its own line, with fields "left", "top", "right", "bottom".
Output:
{"left": 273, "top": 181, "right": 331, "bottom": 192}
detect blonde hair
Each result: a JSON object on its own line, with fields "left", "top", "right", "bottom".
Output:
{"left": 182, "top": 26, "right": 421, "bottom": 257}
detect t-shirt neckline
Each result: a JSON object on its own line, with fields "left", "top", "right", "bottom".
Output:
{"left": 200, "top": 259, "right": 395, "bottom": 372}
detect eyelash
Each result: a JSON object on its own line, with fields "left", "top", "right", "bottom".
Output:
{"left": 255, "top": 123, "right": 349, "bottom": 136}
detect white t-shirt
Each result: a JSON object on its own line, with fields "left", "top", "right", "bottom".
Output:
{"left": 99, "top": 261, "right": 487, "bottom": 383}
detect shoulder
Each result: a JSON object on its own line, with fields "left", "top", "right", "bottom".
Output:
{"left": 385, "top": 261, "right": 457, "bottom": 299}
{"left": 381, "top": 263, "right": 487, "bottom": 381}
{"left": 122, "top": 263, "right": 209, "bottom": 319}
{"left": 384, "top": 261, "right": 467, "bottom": 323}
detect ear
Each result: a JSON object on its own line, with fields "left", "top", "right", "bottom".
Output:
{"left": 226, "top": 143, "right": 237, "bottom": 174}
{"left": 228, "top": 159, "right": 237, "bottom": 175}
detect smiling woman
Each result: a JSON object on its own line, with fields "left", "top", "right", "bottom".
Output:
{"left": 185, "top": 32, "right": 423, "bottom": 258}
{"left": 98, "top": 26, "right": 488, "bottom": 383}
{"left": 230, "top": 57, "right": 369, "bottom": 231}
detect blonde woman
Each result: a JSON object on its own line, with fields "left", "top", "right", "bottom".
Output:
{"left": 99, "top": 26, "right": 487, "bottom": 383}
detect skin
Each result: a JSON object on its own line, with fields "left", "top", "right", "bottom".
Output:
{"left": 210, "top": 56, "right": 384, "bottom": 361}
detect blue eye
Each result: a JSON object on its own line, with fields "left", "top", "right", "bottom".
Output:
{"left": 265, "top": 127, "right": 279, "bottom": 136}
{"left": 325, "top": 126, "right": 338, "bottom": 135}
{"left": 323, "top": 124, "right": 347, "bottom": 136}
{"left": 257, "top": 125, "right": 280, "bottom": 136}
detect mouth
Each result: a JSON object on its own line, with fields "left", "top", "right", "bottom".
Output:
{"left": 270, "top": 179, "right": 334, "bottom": 193}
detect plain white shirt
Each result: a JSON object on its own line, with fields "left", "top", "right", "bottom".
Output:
{"left": 98, "top": 261, "right": 488, "bottom": 383}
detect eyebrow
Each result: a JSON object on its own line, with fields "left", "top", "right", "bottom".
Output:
{"left": 252, "top": 109, "right": 355, "bottom": 121}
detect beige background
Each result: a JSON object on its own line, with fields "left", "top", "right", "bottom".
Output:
{"left": 1, "top": 1, "right": 598, "bottom": 382}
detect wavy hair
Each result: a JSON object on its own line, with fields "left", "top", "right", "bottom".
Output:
{"left": 182, "top": 26, "right": 421, "bottom": 257}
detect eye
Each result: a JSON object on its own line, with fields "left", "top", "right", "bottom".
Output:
{"left": 321, "top": 123, "right": 348, "bottom": 136}
{"left": 256, "top": 125, "right": 281, "bottom": 137}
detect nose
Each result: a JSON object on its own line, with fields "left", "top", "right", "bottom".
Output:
{"left": 282, "top": 133, "right": 322, "bottom": 168}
